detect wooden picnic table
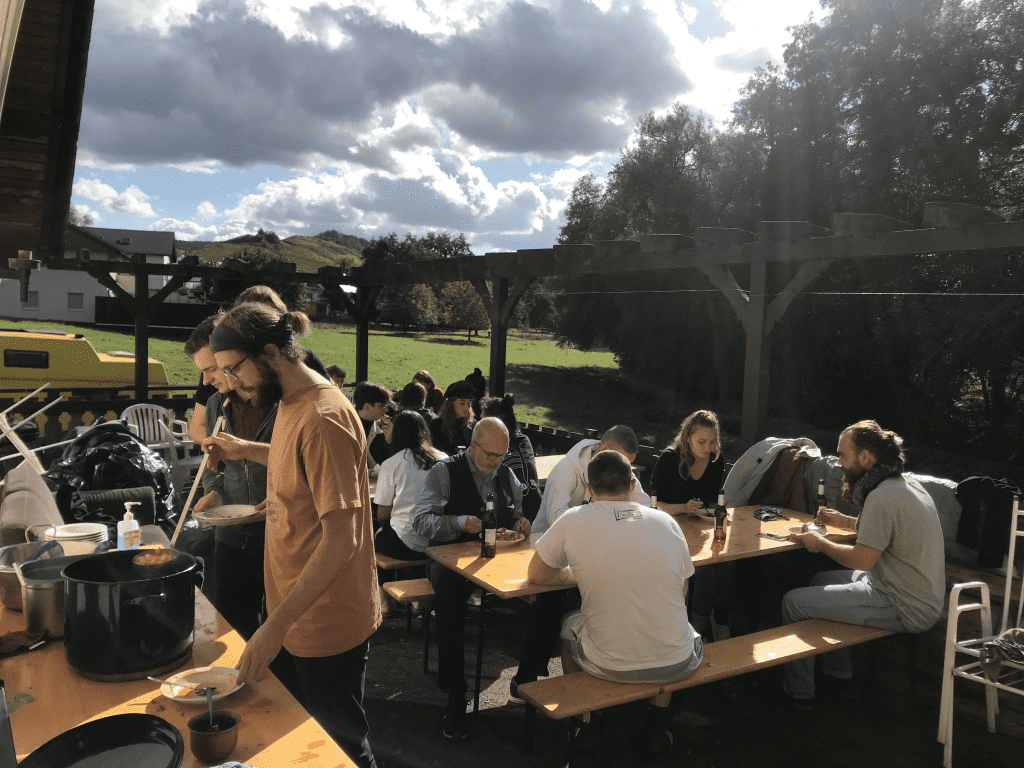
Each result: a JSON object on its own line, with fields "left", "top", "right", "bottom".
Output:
{"left": 0, "top": 590, "right": 358, "bottom": 767}
{"left": 426, "top": 504, "right": 855, "bottom": 709}
{"left": 426, "top": 505, "right": 853, "bottom": 599}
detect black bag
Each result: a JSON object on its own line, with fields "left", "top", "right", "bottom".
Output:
{"left": 956, "top": 476, "right": 1021, "bottom": 568}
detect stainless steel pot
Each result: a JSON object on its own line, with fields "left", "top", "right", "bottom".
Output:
{"left": 15, "top": 554, "right": 91, "bottom": 637}
{"left": 62, "top": 550, "right": 203, "bottom": 681}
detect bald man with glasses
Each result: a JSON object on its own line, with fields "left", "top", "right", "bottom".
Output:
{"left": 411, "top": 417, "right": 530, "bottom": 739}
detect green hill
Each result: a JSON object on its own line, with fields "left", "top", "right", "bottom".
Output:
{"left": 182, "top": 230, "right": 368, "bottom": 273}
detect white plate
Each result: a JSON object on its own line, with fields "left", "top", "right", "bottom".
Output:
{"left": 695, "top": 509, "right": 716, "bottom": 520}
{"left": 159, "top": 666, "right": 243, "bottom": 703}
{"left": 194, "top": 504, "right": 260, "bottom": 526}
{"left": 786, "top": 525, "right": 826, "bottom": 536}
{"left": 494, "top": 532, "right": 526, "bottom": 546}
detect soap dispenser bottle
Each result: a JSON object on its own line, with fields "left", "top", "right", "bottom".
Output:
{"left": 117, "top": 501, "right": 141, "bottom": 550}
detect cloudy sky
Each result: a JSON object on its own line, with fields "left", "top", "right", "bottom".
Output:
{"left": 70, "top": 0, "right": 826, "bottom": 253}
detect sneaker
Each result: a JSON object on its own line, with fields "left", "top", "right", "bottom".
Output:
{"left": 467, "top": 590, "right": 483, "bottom": 608}
{"left": 442, "top": 698, "right": 468, "bottom": 740}
{"left": 508, "top": 676, "right": 529, "bottom": 704}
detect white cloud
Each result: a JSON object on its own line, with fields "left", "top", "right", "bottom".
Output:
{"left": 70, "top": 203, "right": 102, "bottom": 224}
{"left": 196, "top": 201, "right": 218, "bottom": 218}
{"left": 152, "top": 217, "right": 221, "bottom": 240}
{"left": 96, "top": 0, "right": 201, "bottom": 36}
{"left": 73, "top": 179, "right": 158, "bottom": 218}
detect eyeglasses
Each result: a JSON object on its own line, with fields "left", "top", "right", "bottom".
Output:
{"left": 220, "top": 354, "right": 251, "bottom": 382}
{"left": 472, "top": 440, "right": 506, "bottom": 462}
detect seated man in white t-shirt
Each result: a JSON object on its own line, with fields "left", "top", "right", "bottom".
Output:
{"left": 527, "top": 450, "right": 703, "bottom": 756}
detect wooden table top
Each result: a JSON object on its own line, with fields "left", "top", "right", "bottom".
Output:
{"left": 426, "top": 505, "right": 855, "bottom": 599}
{"left": 535, "top": 454, "right": 563, "bottom": 483}
{"left": 1, "top": 591, "right": 358, "bottom": 767}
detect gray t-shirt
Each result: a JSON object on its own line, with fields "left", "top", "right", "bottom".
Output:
{"left": 857, "top": 476, "right": 946, "bottom": 633}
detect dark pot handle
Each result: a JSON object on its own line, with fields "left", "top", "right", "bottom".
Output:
{"left": 193, "top": 556, "right": 205, "bottom": 590}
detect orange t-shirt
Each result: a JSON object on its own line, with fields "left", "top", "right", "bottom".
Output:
{"left": 264, "top": 382, "right": 381, "bottom": 657}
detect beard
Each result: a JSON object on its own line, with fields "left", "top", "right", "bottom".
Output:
{"left": 237, "top": 356, "right": 283, "bottom": 408}
{"left": 840, "top": 464, "right": 866, "bottom": 500}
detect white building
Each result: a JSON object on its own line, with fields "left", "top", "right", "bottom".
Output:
{"left": 0, "top": 225, "right": 191, "bottom": 323}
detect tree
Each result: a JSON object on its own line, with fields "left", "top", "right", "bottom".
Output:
{"left": 202, "top": 249, "right": 306, "bottom": 309}
{"left": 439, "top": 282, "right": 490, "bottom": 339}
{"left": 376, "top": 283, "right": 439, "bottom": 333}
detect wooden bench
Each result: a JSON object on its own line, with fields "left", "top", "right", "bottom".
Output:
{"left": 518, "top": 618, "right": 893, "bottom": 750}
{"left": 375, "top": 552, "right": 430, "bottom": 576}
{"left": 382, "top": 578, "right": 435, "bottom": 674}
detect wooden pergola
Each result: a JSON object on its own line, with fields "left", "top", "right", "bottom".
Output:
{"left": 36, "top": 203, "right": 1024, "bottom": 446}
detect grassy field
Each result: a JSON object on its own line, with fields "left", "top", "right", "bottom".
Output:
{"left": 0, "top": 320, "right": 628, "bottom": 434}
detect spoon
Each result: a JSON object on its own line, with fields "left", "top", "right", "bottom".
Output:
{"left": 195, "top": 686, "right": 218, "bottom": 731}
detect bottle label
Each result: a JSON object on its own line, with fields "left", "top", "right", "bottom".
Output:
{"left": 484, "top": 529, "right": 496, "bottom": 546}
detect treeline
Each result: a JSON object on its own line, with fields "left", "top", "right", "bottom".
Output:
{"left": 551, "top": 0, "right": 1024, "bottom": 455}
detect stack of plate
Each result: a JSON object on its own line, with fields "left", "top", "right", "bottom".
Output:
{"left": 41, "top": 523, "right": 108, "bottom": 556}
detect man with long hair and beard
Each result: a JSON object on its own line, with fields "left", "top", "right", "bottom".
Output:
{"left": 780, "top": 420, "right": 945, "bottom": 709}
{"left": 202, "top": 302, "right": 381, "bottom": 768}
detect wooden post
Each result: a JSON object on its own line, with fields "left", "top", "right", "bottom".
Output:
{"left": 740, "top": 261, "right": 769, "bottom": 449}
{"left": 471, "top": 276, "right": 533, "bottom": 397}
{"left": 353, "top": 286, "right": 381, "bottom": 383}
{"left": 133, "top": 264, "right": 149, "bottom": 403}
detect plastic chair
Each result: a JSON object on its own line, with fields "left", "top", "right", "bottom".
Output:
{"left": 938, "top": 496, "right": 1024, "bottom": 767}
{"left": 119, "top": 404, "right": 199, "bottom": 496}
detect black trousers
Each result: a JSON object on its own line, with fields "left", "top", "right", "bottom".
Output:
{"left": 515, "top": 587, "right": 581, "bottom": 682}
{"left": 270, "top": 640, "right": 376, "bottom": 768}
{"left": 212, "top": 530, "right": 265, "bottom": 641}
{"left": 428, "top": 561, "right": 478, "bottom": 696}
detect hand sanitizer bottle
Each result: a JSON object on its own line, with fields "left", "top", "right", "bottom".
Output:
{"left": 117, "top": 501, "right": 141, "bottom": 550}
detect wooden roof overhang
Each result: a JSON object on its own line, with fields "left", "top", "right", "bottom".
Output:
{"left": 0, "top": 0, "right": 95, "bottom": 268}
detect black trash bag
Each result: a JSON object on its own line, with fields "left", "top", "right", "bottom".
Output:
{"left": 41, "top": 418, "right": 177, "bottom": 529}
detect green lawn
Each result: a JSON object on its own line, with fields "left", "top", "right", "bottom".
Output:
{"left": 0, "top": 320, "right": 620, "bottom": 432}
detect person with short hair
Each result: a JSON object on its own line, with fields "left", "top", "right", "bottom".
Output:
{"left": 201, "top": 303, "right": 380, "bottom": 767}
{"left": 185, "top": 318, "right": 273, "bottom": 641}
{"left": 353, "top": 381, "right": 392, "bottom": 470}
{"left": 531, "top": 424, "right": 650, "bottom": 535}
{"left": 411, "top": 417, "right": 529, "bottom": 740}
{"left": 528, "top": 450, "right": 703, "bottom": 756}
{"left": 326, "top": 364, "right": 347, "bottom": 389}
{"left": 510, "top": 425, "right": 652, "bottom": 701}
{"left": 781, "top": 420, "right": 946, "bottom": 709}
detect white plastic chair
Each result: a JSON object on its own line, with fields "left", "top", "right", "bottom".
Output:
{"left": 938, "top": 496, "right": 1024, "bottom": 767}
{"left": 120, "top": 404, "right": 199, "bottom": 495}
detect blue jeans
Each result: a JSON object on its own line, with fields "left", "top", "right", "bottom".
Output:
{"left": 781, "top": 569, "right": 907, "bottom": 699}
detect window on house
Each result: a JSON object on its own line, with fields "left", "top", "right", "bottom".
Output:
{"left": 67, "top": 292, "right": 85, "bottom": 310}
{"left": 23, "top": 291, "right": 39, "bottom": 309}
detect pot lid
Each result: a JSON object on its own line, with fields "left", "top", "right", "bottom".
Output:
{"left": 18, "top": 713, "right": 183, "bottom": 768}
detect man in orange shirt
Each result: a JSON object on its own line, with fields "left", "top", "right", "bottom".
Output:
{"left": 203, "top": 303, "right": 381, "bottom": 768}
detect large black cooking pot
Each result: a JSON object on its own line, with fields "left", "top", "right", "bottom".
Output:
{"left": 62, "top": 550, "right": 203, "bottom": 681}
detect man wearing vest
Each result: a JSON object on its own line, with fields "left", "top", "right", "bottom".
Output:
{"left": 411, "top": 417, "right": 530, "bottom": 739}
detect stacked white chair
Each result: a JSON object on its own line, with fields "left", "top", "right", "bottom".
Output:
{"left": 938, "top": 496, "right": 1024, "bottom": 767}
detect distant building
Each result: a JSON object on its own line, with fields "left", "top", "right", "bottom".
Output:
{"left": 0, "top": 224, "right": 205, "bottom": 324}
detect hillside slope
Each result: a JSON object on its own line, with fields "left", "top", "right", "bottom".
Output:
{"left": 180, "top": 231, "right": 368, "bottom": 273}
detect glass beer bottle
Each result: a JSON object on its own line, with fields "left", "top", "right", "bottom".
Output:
{"left": 713, "top": 489, "right": 727, "bottom": 541}
{"left": 481, "top": 493, "right": 497, "bottom": 558}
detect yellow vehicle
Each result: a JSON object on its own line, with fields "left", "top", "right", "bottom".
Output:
{"left": 0, "top": 329, "right": 168, "bottom": 390}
